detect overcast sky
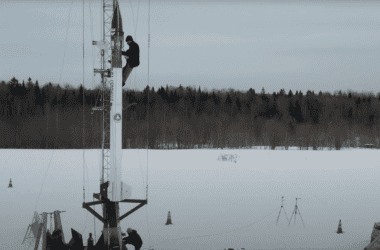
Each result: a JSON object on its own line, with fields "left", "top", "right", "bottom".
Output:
{"left": 1, "top": 0, "right": 380, "bottom": 94}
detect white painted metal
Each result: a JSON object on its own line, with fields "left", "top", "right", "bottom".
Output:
{"left": 109, "top": 67, "right": 123, "bottom": 202}
{"left": 121, "top": 182, "right": 132, "bottom": 200}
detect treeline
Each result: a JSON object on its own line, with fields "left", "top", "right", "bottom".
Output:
{"left": 1, "top": 76, "right": 379, "bottom": 150}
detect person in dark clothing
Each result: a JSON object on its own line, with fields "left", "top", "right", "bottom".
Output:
{"left": 87, "top": 233, "right": 94, "bottom": 249}
{"left": 121, "top": 35, "right": 140, "bottom": 87}
{"left": 122, "top": 228, "right": 143, "bottom": 250}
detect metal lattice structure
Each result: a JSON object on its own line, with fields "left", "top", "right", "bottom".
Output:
{"left": 101, "top": 0, "right": 114, "bottom": 185}
{"left": 102, "top": 0, "right": 113, "bottom": 72}
{"left": 93, "top": 0, "right": 115, "bottom": 185}
{"left": 40, "top": 213, "right": 48, "bottom": 250}
{"left": 22, "top": 212, "right": 40, "bottom": 250}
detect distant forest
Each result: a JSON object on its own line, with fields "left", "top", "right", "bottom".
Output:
{"left": 1, "top": 77, "right": 379, "bottom": 150}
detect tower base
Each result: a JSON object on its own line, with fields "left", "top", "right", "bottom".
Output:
{"left": 95, "top": 230, "right": 127, "bottom": 250}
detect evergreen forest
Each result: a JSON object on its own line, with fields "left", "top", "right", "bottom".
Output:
{"left": 1, "top": 77, "right": 379, "bottom": 150}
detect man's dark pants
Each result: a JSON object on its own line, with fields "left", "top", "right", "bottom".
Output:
{"left": 122, "top": 64, "right": 133, "bottom": 87}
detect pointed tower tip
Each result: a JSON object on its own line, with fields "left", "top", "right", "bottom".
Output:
{"left": 111, "top": 2, "right": 123, "bottom": 32}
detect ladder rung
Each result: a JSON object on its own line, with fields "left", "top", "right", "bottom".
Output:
{"left": 94, "top": 69, "right": 112, "bottom": 77}
{"left": 94, "top": 69, "right": 108, "bottom": 73}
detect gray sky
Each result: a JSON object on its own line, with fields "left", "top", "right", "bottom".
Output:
{"left": 1, "top": 0, "right": 380, "bottom": 94}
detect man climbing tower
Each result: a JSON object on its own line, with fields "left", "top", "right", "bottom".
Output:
{"left": 122, "top": 35, "right": 140, "bottom": 87}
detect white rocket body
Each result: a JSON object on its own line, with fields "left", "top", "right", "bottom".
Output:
{"left": 107, "top": 2, "right": 131, "bottom": 203}
{"left": 109, "top": 68, "right": 123, "bottom": 202}
{"left": 108, "top": 68, "right": 132, "bottom": 202}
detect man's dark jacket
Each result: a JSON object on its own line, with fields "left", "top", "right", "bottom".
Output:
{"left": 87, "top": 236, "right": 94, "bottom": 249}
{"left": 122, "top": 41, "right": 140, "bottom": 68}
{"left": 122, "top": 230, "right": 143, "bottom": 249}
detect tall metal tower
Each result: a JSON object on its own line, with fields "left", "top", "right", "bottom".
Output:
{"left": 85, "top": 1, "right": 147, "bottom": 249}
{"left": 93, "top": 0, "right": 114, "bottom": 190}
{"left": 92, "top": 0, "right": 116, "bottom": 232}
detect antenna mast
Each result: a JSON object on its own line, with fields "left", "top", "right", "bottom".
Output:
{"left": 99, "top": 0, "right": 113, "bottom": 190}
{"left": 91, "top": 0, "right": 115, "bottom": 230}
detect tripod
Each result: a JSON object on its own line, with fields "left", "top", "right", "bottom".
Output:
{"left": 288, "top": 198, "right": 305, "bottom": 227}
{"left": 276, "top": 196, "right": 289, "bottom": 226}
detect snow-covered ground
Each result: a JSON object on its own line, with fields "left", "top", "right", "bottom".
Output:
{"left": 1, "top": 147, "right": 377, "bottom": 250}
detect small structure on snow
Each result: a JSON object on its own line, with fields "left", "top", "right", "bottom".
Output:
{"left": 8, "top": 178, "right": 12, "bottom": 188}
{"left": 217, "top": 154, "right": 239, "bottom": 163}
{"left": 336, "top": 219, "right": 343, "bottom": 234}
{"left": 166, "top": 211, "right": 172, "bottom": 225}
